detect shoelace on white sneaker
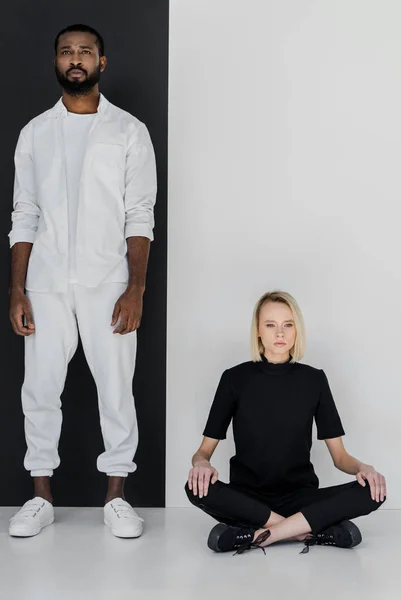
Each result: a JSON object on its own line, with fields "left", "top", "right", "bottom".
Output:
{"left": 10, "top": 500, "right": 46, "bottom": 521}
{"left": 109, "top": 502, "right": 144, "bottom": 522}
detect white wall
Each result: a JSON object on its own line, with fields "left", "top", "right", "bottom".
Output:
{"left": 167, "top": 0, "right": 401, "bottom": 508}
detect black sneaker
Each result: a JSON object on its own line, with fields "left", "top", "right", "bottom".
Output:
{"left": 301, "top": 520, "right": 362, "bottom": 554}
{"left": 207, "top": 523, "right": 271, "bottom": 555}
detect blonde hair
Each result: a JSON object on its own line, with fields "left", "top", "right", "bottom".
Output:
{"left": 250, "top": 290, "right": 306, "bottom": 363}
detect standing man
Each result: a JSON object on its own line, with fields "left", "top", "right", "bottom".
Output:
{"left": 8, "top": 24, "right": 157, "bottom": 538}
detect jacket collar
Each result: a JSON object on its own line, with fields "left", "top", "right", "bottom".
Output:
{"left": 52, "top": 93, "right": 109, "bottom": 118}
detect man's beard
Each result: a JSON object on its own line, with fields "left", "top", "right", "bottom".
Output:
{"left": 55, "top": 64, "right": 101, "bottom": 96}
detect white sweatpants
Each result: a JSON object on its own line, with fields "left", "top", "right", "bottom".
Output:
{"left": 22, "top": 283, "right": 138, "bottom": 478}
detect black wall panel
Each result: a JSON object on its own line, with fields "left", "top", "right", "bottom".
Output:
{"left": 0, "top": 0, "right": 168, "bottom": 506}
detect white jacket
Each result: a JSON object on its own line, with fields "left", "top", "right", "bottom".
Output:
{"left": 9, "top": 94, "right": 157, "bottom": 292}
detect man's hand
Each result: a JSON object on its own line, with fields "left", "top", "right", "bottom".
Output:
{"left": 111, "top": 287, "right": 144, "bottom": 335}
{"left": 9, "top": 289, "right": 35, "bottom": 336}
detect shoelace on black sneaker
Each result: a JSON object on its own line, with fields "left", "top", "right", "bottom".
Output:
{"left": 234, "top": 529, "right": 271, "bottom": 556}
{"left": 300, "top": 532, "right": 336, "bottom": 554}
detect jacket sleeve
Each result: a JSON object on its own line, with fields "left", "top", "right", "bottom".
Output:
{"left": 124, "top": 122, "right": 157, "bottom": 241}
{"left": 8, "top": 128, "right": 40, "bottom": 248}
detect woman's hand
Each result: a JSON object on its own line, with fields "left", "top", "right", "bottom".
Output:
{"left": 356, "top": 465, "right": 387, "bottom": 502}
{"left": 188, "top": 461, "right": 219, "bottom": 499}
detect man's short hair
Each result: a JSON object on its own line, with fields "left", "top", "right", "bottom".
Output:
{"left": 55, "top": 24, "right": 105, "bottom": 56}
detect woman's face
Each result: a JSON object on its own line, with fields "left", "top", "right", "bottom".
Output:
{"left": 258, "top": 302, "right": 296, "bottom": 362}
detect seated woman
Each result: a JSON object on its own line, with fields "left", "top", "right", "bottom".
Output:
{"left": 185, "top": 291, "right": 387, "bottom": 555}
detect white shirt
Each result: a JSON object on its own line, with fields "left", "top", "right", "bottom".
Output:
{"left": 9, "top": 94, "right": 157, "bottom": 293}
{"left": 62, "top": 111, "right": 97, "bottom": 282}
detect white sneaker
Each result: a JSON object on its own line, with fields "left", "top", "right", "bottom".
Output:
{"left": 104, "top": 498, "right": 144, "bottom": 538}
{"left": 9, "top": 497, "right": 54, "bottom": 537}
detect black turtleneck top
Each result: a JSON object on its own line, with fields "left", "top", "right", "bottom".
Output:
{"left": 203, "top": 357, "right": 345, "bottom": 495}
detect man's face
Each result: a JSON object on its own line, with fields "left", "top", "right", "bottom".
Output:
{"left": 54, "top": 31, "right": 106, "bottom": 95}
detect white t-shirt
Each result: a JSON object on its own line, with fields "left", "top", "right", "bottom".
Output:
{"left": 62, "top": 111, "right": 97, "bottom": 282}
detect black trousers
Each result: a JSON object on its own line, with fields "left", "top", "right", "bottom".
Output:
{"left": 185, "top": 479, "right": 385, "bottom": 533}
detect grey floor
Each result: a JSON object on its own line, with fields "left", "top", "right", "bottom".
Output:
{"left": 0, "top": 507, "right": 399, "bottom": 600}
